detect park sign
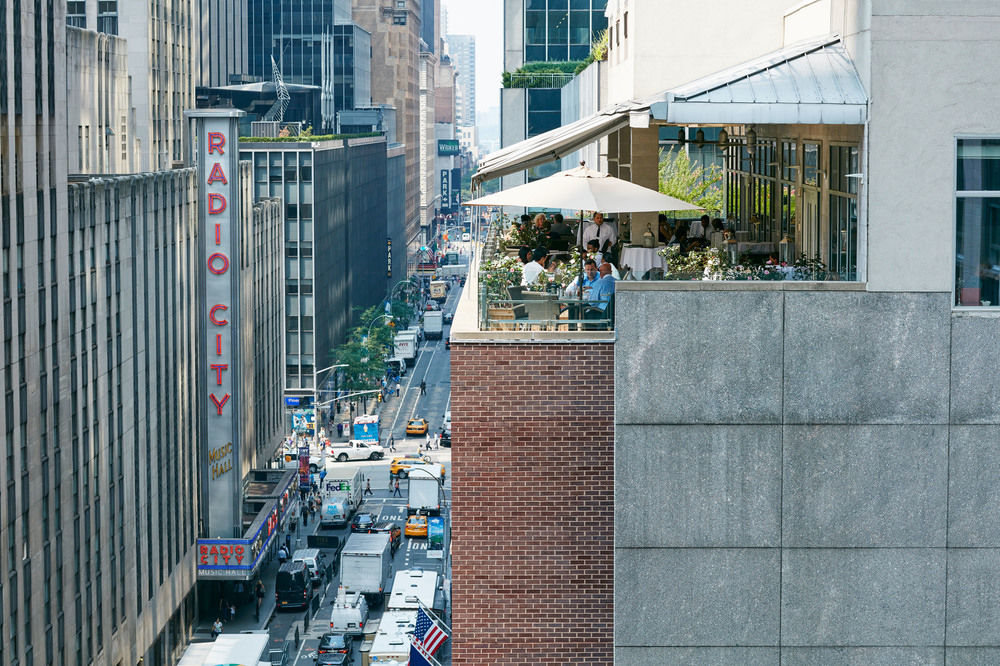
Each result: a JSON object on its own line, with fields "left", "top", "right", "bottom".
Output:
{"left": 186, "top": 109, "right": 245, "bottom": 539}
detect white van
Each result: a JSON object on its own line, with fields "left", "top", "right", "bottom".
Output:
{"left": 330, "top": 586, "right": 370, "bottom": 637}
{"left": 291, "top": 548, "right": 326, "bottom": 586}
{"left": 442, "top": 410, "right": 451, "bottom": 431}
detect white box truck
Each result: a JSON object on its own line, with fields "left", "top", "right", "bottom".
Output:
{"left": 324, "top": 467, "right": 365, "bottom": 513}
{"left": 430, "top": 280, "right": 448, "bottom": 302}
{"left": 330, "top": 585, "right": 370, "bottom": 637}
{"left": 340, "top": 533, "right": 393, "bottom": 604}
{"left": 393, "top": 333, "right": 417, "bottom": 367}
{"left": 406, "top": 465, "right": 442, "bottom": 516}
{"left": 423, "top": 311, "right": 443, "bottom": 340}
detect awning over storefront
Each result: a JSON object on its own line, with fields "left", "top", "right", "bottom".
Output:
{"left": 472, "top": 99, "right": 652, "bottom": 186}
{"left": 656, "top": 36, "right": 867, "bottom": 125}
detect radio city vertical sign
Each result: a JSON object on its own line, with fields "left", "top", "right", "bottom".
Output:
{"left": 186, "top": 109, "right": 245, "bottom": 538}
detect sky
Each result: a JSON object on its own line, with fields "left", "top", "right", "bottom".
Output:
{"left": 443, "top": 0, "right": 503, "bottom": 117}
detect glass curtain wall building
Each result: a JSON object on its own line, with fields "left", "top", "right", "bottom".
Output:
{"left": 248, "top": 0, "right": 368, "bottom": 131}
{"left": 504, "top": 0, "right": 607, "bottom": 183}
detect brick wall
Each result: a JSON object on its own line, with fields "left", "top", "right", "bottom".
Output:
{"left": 450, "top": 342, "right": 614, "bottom": 665}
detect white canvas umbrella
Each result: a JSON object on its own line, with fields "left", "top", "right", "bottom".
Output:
{"left": 463, "top": 163, "right": 703, "bottom": 213}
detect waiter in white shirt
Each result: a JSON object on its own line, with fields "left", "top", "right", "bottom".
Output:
{"left": 578, "top": 212, "right": 618, "bottom": 253}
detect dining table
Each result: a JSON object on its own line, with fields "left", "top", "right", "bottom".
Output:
{"left": 621, "top": 245, "right": 669, "bottom": 279}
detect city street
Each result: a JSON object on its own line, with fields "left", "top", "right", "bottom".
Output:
{"left": 263, "top": 278, "right": 461, "bottom": 665}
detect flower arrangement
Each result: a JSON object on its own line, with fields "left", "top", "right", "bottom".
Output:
{"left": 479, "top": 254, "right": 523, "bottom": 301}
{"left": 659, "top": 246, "right": 829, "bottom": 281}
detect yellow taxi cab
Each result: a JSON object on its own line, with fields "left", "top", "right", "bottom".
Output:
{"left": 405, "top": 515, "right": 428, "bottom": 538}
{"left": 405, "top": 418, "right": 429, "bottom": 435}
{"left": 390, "top": 456, "right": 446, "bottom": 479}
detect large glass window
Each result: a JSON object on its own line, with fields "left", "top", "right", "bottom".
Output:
{"left": 956, "top": 138, "right": 1000, "bottom": 306}
{"left": 829, "top": 145, "right": 859, "bottom": 280}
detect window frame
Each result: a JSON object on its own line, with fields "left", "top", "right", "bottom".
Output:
{"left": 954, "top": 134, "right": 1000, "bottom": 309}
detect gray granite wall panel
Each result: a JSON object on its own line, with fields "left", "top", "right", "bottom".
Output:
{"left": 781, "top": 548, "right": 946, "bottom": 646}
{"left": 615, "top": 290, "right": 784, "bottom": 425}
{"left": 946, "top": 549, "right": 1000, "bottom": 645}
{"left": 616, "top": 548, "right": 780, "bottom": 646}
{"left": 950, "top": 314, "right": 1000, "bottom": 424}
{"left": 782, "top": 292, "right": 950, "bottom": 424}
{"left": 616, "top": 425, "right": 781, "bottom": 547}
{"left": 947, "top": 426, "right": 1000, "bottom": 547}
{"left": 614, "top": 288, "right": 1000, "bottom": 663}
{"left": 782, "top": 425, "right": 948, "bottom": 547}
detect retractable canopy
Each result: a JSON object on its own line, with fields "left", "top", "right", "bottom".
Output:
{"left": 473, "top": 36, "right": 867, "bottom": 186}
{"left": 471, "top": 98, "right": 652, "bottom": 186}
{"left": 658, "top": 36, "right": 867, "bottom": 125}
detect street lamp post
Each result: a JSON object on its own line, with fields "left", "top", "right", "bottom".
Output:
{"left": 313, "top": 363, "right": 348, "bottom": 439}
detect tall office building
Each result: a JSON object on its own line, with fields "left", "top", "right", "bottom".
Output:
{"left": 247, "top": 0, "right": 370, "bottom": 131}
{"left": 240, "top": 136, "right": 391, "bottom": 400}
{"left": 448, "top": 34, "right": 477, "bottom": 129}
{"left": 197, "top": 0, "right": 249, "bottom": 87}
{"left": 352, "top": 0, "right": 423, "bottom": 255}
{"left": 501, "top": 0, "right": 607, "bottom": 185}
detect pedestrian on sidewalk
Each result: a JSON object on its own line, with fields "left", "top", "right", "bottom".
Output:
{"left": 393, "top": 479, "right": 401, "bottom": 497}
{"left": 278, "top": 546, "right": 288, "bottom": 564}
{"left": 388, "top": 434, "right": 395, "bottom": 452}
{"left": 420, "top": 380, "right": 426, "bottom": 395}
{"left": 425, "top": 432, "right": 432, "bottom": 450}
{"left": 229, "top": 603, "right": 236, "bottom": 624}
{"left": 364, "top": 480, "right": 373, "bottom": 496}
{"left": 301, "top": 504, "right": 309, "bottom": 527}
{"left": 255, "top": 581, "right": 265, "bottom": 621}
{"left": 211, "top": 618, "right": 223, "bottom": 639}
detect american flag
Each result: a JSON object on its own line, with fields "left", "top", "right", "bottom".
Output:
{"left": 413, "top": 606, "right": 448, "bottom": 655}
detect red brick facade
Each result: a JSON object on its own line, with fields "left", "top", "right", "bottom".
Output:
{"left": 450, "top": 342, "right": 614, "bottom": 665}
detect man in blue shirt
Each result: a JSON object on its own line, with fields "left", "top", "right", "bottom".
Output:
{"left": 563, "top": 259, "right": 600, "bottom": 298}
{"left": 589, "top": 263, "right": 616, "bottom": 313}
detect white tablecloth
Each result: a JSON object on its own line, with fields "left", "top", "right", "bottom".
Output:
{"left": 737, "top": 242, "right": 777, "bottom": 255}
{"left": 621, "top": 246, "right": 668, "bottom": 278}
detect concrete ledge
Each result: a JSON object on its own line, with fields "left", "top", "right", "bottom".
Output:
{"left": 617, "top": 280, "right": 867, "bottom": 291}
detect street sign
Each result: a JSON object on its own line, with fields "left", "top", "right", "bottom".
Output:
{"left": 285, "top": 397, "right": 300, "bottom": 407}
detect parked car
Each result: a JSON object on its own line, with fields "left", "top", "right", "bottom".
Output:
{"left": 369, "top": 521, "right": 402, "bottom": 555}
{"left": 405, "top": 515, "right": 428, "bottom": 538}
{"left": 405, "top": 418, "right": 429, "bottom": 435}
{"left": 439, "top": 428, "right": 451, "bottom": 448}
{"left": 350, "top": 512, "right": 376, "bottom": 533}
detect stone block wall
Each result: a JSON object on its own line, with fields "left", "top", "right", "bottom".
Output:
{"left": 450, "top": 342, "right": 614, "bottom": 665}
{"left": 614, "top": 284, "right": 1000, "bottom": 664}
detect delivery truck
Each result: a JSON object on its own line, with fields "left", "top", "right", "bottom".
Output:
{"left": 324, "top": 467, "right": 365, "bottom": 513}
{"left": 340, "top": 533, "right": 393, "bottom": 606}
{"left": 406, "top": 465, "right": 442, "bottom": 515}
{"left": 429, "top": 280, "right": 448, "bottom": 302}
{"left": 393, "top": 333, "right": 417, "bottom": 366}
{"left": 423, "top": 311, "right": 443, "bottom": 340}
{"left": 320, "top": 493, "right": 351, "bottom": 528}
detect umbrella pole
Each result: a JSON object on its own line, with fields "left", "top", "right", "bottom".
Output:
{"left": 578, "top": 208, "right": 584, "bottom": 330}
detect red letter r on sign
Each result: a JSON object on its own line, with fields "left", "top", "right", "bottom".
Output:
{"left": 207, "top": 132, "right": 226, "bottom": 155}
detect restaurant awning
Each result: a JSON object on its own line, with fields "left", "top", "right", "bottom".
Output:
{"left": 656, "top": 36, "right": 867, "bottom": 125}
{"left": 471, "top": 98, "right": 653, "bottom": 186}
{"left": 472, "top": 36, "right": 866, "bottom": 186}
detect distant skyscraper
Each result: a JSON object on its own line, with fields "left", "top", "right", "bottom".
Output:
{"left": 247, "top": 0, "right": 370, "bottom": 131}
{"left": 448, "top": 34, "right": 476, "bottom": 128}
{"left": 197, "top": 0, "right": 250, "bottom": 86}
{"left": 501, "top": 0, "right": 607, "bottom": 183}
